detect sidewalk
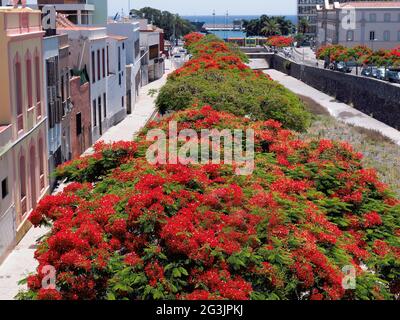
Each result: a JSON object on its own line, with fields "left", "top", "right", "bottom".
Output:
{"left": 265, "top": 69, "right": 400, "bottom": 146}
{"left": 0, "top": 59, "right": 174, "bottom": 300}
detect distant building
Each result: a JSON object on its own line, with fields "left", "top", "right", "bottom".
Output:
{"left": 58, "top": 14, "right": 130, "bottom": 143}
{"left": 298, "top": 0, "right": 325, "bottom": 36}
{"left": 58, "top": 23, "right": 108, "bottom": 142}
{"left": 0, "top": 6, "right": 49, "bottom": 262}
{"left": 69, "top": 72, "right": 91, "bottom": 159}
{"left": 134, "top": 19, "right": 165, "bottom": 85}
{"left": 36, "top": 0, "right": 108, "bottom": 25}
{"left": 316, "top": 1, "right": 400, "bottom": 50}
{"left": 107, "top": 20, "right": 142, "bottom": 113}
{"left": 106, "top": 35, "right": 128, "bottom": 126}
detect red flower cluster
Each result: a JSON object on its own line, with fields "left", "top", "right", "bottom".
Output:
{"left": 317, "top": 44, "right": 400, "bottom": 66}
{"left": 172, "top": 33, "right": 272, "bottom": 81}
{"left": 267, "top": 36, "right": 294, "bottom": 48}
{"left": 22, "top": 105, "right": 400, "bottom": 301}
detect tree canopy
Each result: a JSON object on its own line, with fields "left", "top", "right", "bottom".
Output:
{"left": 130, "top": 7, "right": 196, "bottom": 40}
{"left": 243, "top": 15, "right": 295, "bottom": 37}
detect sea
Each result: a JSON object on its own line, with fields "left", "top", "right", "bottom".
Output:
{"left": 183, "top": 15, "right": 298, "bottom": 39}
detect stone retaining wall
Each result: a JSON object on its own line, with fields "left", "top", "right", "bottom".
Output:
{"left": 271, "top": 54, "right": 400, "bottom": 130}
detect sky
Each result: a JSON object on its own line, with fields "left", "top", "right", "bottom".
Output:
{"left": 107, "top": 0, "right": 297, "bottom": 16}
{"left": 24, "top": 0, "right": 297, "bottom": 16}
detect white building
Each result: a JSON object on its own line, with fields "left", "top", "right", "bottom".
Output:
{"left": 298, "top": 0, "right": 325, "bottom": 36}
{"left": 107, "top": 20, "right": 142, "bottom": 114}
{"left": 58, "top": 23, "right": 108, "bottom": 142}
{"left": 134, "top": 19, "right": 165, "bottom": 85}
{"left": 317, "top": 1, "right": 400, "bottom": 50}
{"left": 106, "top": 35, "right": 127, "bottom": 126}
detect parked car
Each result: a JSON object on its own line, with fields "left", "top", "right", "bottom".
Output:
{"left": 387, "top": 69, "right": 400, "bottom": 83}
{"left": 330, "top": 61, "right": 352, "bottom": 73}
{"left": 375, "top": 67, "right": 387, "bottom": 80}
{"left": 361, "top": 66, "right": 376, "bottom": 77}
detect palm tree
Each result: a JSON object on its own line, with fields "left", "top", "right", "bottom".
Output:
{"left": 275, "top": 16, "right": 294, "bottom": 35}
{"left": 298, "top": 17, "right": 310, "bottom": 34}
{"left": 261, "top": 19, "right": 281, "bottom": 37}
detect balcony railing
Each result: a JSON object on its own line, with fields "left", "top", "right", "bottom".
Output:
{"left": 17, "top": 114, "right": 23, "bottom": 132}
{"left": 21, "top": 196, "right": 27, "bottom": 216}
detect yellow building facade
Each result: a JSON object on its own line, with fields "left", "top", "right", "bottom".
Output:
{"left": 0, "top": 6, "right": 49, "bottom": 262}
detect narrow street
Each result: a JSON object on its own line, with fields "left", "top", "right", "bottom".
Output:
{"left": 0, "top": 59, "right": 174, "bottom": 300}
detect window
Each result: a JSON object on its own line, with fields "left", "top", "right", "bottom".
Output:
{"left": 384, "top": 30, "right": 390, "bottom": 41}
{"left": 26, "top": 57, "right": 32, "bottom": 108}
{"left": 91, "top": 51, "right": 96, "bottom": 83}
{"left": 384, "top": 13, "right": 391, "bottom": 22}
{"left": 103, "top": 93, "right": 107, "bottom": 116}
{"left": 369, "top": 13, "right": 376, "bottom": 22}
{"left": 93, "top": 99, "right": 97, "bottom": 127}
{"left": 97, "top": 49, "right": 101, "bottom": 81}
{"left": 122, "top": 42, "right": 125, "bottom": 50}
{"left": 35, "top": 55, "right": 41, "bottom": 116}
{"left": 20, "top": 155, "right": 26, "bottom": 199}
{"left": 61, "top": 75, "right": 65, "bottom": 103}
{"left": 98, "top": 96, "right": 103, "bottom": 120}
{"left": 39, "top": 138, "right": 44, "bottom": 178}
{"left": 102, "top": 48, "right": 106, "bottom": 78}
{"left": 15, "top": 60, "right": 23, "bottom": 130}
{"left": 76, "top": 112, "right": 82, "bottom": 136}
{"left": 38, "top": 138, "right": 44, "bottom": 190}
{"left": 107, "top": 46, "right": 110, "bottom": 76}
{"left": 149, "top": 44, "right": 159, "bottom": 60}
{"left": 1, "top": 178, "right": 8, "bottom": 199}
{"left": 118, "top": 46, "right": 121, "bottom": 72}
{"left": 134, "top": 39, "right": 140, "bottom": 59}
{"left": 122, "top": 96, "right": 124, "bottom": 108}
{"left": 346, "top": 30, "right": 354, "bottom": 41}
{"left": 369, "top": 31, "right": 376, "bottom": 41}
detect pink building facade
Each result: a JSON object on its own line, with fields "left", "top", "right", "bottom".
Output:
{"left": 0, "top": 6, "right": 49, "bottom": 263}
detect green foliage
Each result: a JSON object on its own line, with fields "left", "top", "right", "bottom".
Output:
{"left": 130, "top": 7, "right": 195, "bottom": 40}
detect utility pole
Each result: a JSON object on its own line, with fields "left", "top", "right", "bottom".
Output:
{"left": 225, "top": 10, "right": 229, "bottom": 40}
{"left": 213, "top": 9, "right": 216, "bottom": 31}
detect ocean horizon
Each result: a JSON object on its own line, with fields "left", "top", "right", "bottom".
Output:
{"left": 183, "top": 15, "right": 298, "bottom": 25}
{"left": 183, "top": 15, "right": 298, "bottom": 39}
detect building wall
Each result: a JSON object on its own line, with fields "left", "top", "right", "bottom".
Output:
{"left": 43, "top": 35, "right": 62, "bottom": 189}
{"left": 69, "top": 76, "right": 91, "bottom": 159}
{"left": 106, "top": 37, "right": 127, "bottom": 127}
{"left": 0, "top": 139, "right": 16, "bottom": 264}
{"left": 89, "top": 38, "right": 108, "bottom": 141}
{"left": 0, "top": 8, "right": 49, "bottom": 242}
{"left": 62, "top": 28, "right": 108, "bottom": 142}
{"left": 88, "top": 0, "right": 108, "bottom": 26}
{"left": 107, "top": 21, "right": 141, "bottom": 112}
{"left": 59, "top": 34, "right": 72, "bottom": 163}
{"left": 317, "top": 5, "right": 400, "bottom": 49}
{"left": 298, "top": 0, "right": 325, "bottom": 35}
